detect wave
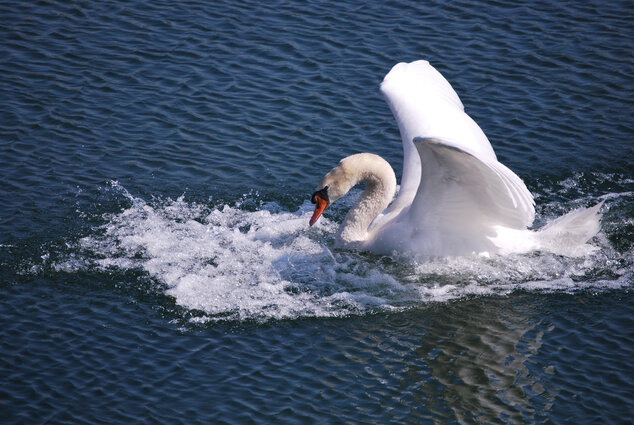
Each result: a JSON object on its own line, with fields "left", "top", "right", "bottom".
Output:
{"left": 50, "top": 180, "right": 632, "bottom": 323}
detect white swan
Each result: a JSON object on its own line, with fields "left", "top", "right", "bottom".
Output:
{"left": 309, "top": 60, "right": 603, "bottom": 257}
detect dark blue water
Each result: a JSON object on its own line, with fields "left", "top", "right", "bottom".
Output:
{"left": 1, "top": 0, "right": 633, "bottom": 423}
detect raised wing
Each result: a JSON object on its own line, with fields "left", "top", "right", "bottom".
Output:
{"left": 410, "top": 137, "right": 535, "bottom": 235}
{"left": 380, "top": 60, "right": 497, "bottom": 215}
{"left": 368, "top": 136, "right": 535, "bottom": 256}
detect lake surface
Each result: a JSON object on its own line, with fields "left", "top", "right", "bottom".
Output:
{"left": 1, "top": 0, "right": 633, "bottom": 423}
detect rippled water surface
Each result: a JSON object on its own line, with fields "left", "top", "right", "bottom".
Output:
{"left": 1, "top": 0, "right": 633, "bottom": 423}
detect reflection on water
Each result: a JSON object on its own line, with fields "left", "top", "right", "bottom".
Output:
{"left": 309, "top": 296, "right": 561, "bottom": 423}
{"left": 407, "top": 298, "right": 555, "bottom": 423}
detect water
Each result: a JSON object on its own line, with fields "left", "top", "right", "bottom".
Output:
{"left": 1, "top": 0, "right": 632, "bottom": 423}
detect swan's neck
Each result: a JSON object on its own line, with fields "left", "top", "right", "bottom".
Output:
{"left": 336, "top": 154, "right": 396, "bottom": 246}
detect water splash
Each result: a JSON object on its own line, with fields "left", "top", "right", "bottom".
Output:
{"left": 53, "top": 180, "right": 632, "bottom": 323}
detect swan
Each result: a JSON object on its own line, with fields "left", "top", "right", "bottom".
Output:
{"left": 309, "top": 60, "right": 602, "bottom": 257}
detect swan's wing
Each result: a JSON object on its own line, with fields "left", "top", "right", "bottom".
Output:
{"left": 380, "top": 60, "right": 497, "bottom": 215}
{"left": 410, "top": 137, "right": 535, "bottom": 236}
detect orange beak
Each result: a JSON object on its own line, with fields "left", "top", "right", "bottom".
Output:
{"left": 310, "top": 194, "right": 329, "bottom": 226}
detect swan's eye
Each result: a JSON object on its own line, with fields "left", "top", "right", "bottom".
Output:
{"left": 311, "top": 186, "right": 329, "bottom": 204}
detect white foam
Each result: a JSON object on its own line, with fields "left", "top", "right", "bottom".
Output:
{"left": 54, "top": 183, "right": 632, "bottom": 323}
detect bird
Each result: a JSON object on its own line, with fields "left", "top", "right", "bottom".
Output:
{"left": 309, "top": 60, "right": 602, "bottom": 258}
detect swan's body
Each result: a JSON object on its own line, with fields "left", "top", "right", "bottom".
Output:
{"left": 310, "top": 60, "right": 602, "bottom": 257}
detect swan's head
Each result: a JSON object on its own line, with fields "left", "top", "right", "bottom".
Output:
{"left": 309, "top": 186, "right": 330, "bottom": 226}
{"left": 309, "top": 158, "right": 358, "bottom": 226}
